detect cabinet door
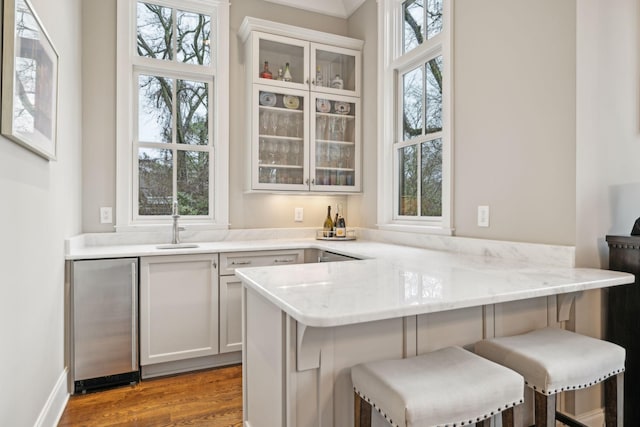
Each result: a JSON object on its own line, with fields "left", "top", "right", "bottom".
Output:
{"left": 140, "top": 254, "right": 219, "bottom": 365}
{"left": 252, "top": 31, "right": 309, "bottom": 90}
{"left": 311, "top": 93, "right": 360, "bottom": 192}
{"left": 252, "top": 85, "right": 310, "bottom": 191}
{"left": 219, "top": 276, "right": 243, "bottom": 353}
{"left": 311, "top": 43, "right": 361, "bottom": 97}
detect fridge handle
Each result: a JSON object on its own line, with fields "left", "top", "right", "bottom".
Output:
{"left": 131, "top": 261, "right": 137, "bottom": 371}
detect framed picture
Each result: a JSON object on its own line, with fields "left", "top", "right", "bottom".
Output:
{"left": 1, "top": 0, "right": 58, "bottom": 160}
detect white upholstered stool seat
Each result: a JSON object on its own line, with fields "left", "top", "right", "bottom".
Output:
{"left": 351, "top": 346, "right": 524, "bottom": 427}
{"left": 475, "top": 328, "right": 625, "bottom": 427}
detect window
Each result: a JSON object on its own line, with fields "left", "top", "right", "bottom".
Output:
{"left": 378, "top": 0, "right": 452, "bottom": 233}
{"left": 116, "top": 0, "right": 229, "bottom": 229}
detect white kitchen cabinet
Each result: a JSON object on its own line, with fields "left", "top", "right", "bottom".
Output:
{"left": 240, "top": 17, "right": 363, "bottom": 193}
{"left": 219, "top": 250, "right": 304, "bottom": 353}
{"left": 140, "top": 254, "right": 219, "bottom": 365}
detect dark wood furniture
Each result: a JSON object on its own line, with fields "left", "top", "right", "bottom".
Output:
{"left": 606, "top": 235, "right": 640, "bottom": 427}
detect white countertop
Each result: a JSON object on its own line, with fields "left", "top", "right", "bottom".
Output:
{"left": 234, "top": 241, "right": 634, "bottom": 327}
{"left": 65, "top": 230, "right": 634, "bottom": 329}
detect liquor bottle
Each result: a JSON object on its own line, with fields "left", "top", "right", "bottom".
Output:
{"left": 336, "top": 214, "right": 346, "bottom": 238}
{"left": 283, "top": 62, "right": 292, "bottom": 82}
{"left": 277, "top": 68, "right": 283, "bottom": 81}
{"left": 331, "top": 74, "right": 343, "bottom": 89}
{"left": 260, "top": 61, "right": 273, "bottom": 79}
{"left": 316, "top": 66, "right": 323, "bottom": 87}
{"left": 334, "top": 211, "right": 339, "bottom": 233}
{"left": 323, "top": 205, "right": 333, "bottom": 237}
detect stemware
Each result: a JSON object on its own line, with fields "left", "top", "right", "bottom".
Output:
{"left": 269, "top": 112, "right": 279, "bottom": 136}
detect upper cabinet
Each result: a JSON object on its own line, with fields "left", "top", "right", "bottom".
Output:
{"left": 239, "top": 17, "right": 364, "bottom": 193}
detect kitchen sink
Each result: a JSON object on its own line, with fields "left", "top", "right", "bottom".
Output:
{"left": 156, "top": 243, "right": 199, "bottom": 250}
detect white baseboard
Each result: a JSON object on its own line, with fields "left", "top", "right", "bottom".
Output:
{"left": 34, "top": 368, "right": 69, "bottom": 427}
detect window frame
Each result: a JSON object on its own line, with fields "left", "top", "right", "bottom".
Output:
{"left": 116, "top": 0, "right": 229, "bottom": 231}
{"left": 377, "top": 0, "right": 453, "bottom": 235}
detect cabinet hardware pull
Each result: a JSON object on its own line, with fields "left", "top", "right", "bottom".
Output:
{"left": 274, "top": 259, "right": 293, "bottom": 263}
{"left": 305, "top": 178, "right": 309, "bottom": 185}
{"left": 232, "top": 260, "right": 252, "bottom": 265}
{"left": 311, "top": 178, "right": 315, "bottom": 185}
{"left": 213, "top": 261, "right": 217, "bottom": 269}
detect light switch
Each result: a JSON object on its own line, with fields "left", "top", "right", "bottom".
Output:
{"left": 100, "top": 207, "right": 113, "bottom": 224}
{"left": 477, "top": 205, "right": 489, "bottom": 227}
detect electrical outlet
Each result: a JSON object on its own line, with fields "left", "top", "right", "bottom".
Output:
{"left": 294, "top": 207, "right": 304, "bottom": 222}
{"left": 100, "top": 207, "right": 113, "bottom": 224}
{"left": 477, "top": 205, "right": 489, "bottom": 227}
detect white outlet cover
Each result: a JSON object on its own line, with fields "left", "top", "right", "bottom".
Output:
{"left": 294, "top": 207, "right": 304, "bottom": 222}
{"left": 100, "top": 207, "right": 113, "bottom": 224}
{"left": 477, "top": 205, "right": 489, "bottom": 227}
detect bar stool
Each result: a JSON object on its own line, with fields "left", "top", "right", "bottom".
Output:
{"left": 475, "top": 328, "right": 625, "bottom": 427}
{"left": 351, "top": 346, "right": 524, "bottom": 427}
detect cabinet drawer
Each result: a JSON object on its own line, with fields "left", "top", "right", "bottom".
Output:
{"left": 220, "top": 250, "right": 304, "bottom": 275}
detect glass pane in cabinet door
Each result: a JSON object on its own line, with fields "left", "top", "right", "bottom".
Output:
{"left": 257, "top": 90, "right": 305, "bottom": 185}
{"left": 315, "top": 49, "right": 356, "bottom": 92}
{"left": 314, "top": 98, "right": 356, "bottom": 187}
{"left": 258, "top": 39, "right": 304, "bottom": 84}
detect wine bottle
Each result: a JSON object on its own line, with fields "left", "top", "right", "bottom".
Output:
{"left": 336, "top": 213, "right": 346, "bottom": 238}
{"left": 323, "top": 205, "right": 333, "bottom": 237}
{"left": 260, "top": 61, "right": 273, "bottom": 79}
{"left": 316, "top": 65, "right": 323, "bottom": 87}
{"left": 283, "top": 62, "right": 292, "bottom": 82}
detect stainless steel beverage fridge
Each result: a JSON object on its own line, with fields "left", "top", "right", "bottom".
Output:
{"left": 70, "top": 258, "right": 139, "bottom": 393}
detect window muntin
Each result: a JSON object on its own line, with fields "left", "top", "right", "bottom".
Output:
{"left": 402, "top": 0, "right": 443, "bottom": 54}
{"left": 397, "top": 53, "right": 443, "bottom": 219}
{"left": 386, "top": 0, "right": 448, "bottom": 227}
{"left": 133, "top": 1, "right": 215, "bottom": 220}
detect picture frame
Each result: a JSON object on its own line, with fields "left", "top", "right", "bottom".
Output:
{"left": 1, "top": 0, "right": 58, "bottom": 160}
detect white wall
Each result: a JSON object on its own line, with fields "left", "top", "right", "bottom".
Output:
{"left": 0, "top": 0, "right": 83, "bottom": 425}
{"left": 576, "top": 0, "right": 640, "bottom": 268}
{"left": 346, "top": 0, "right": 377, "bottom": 228}
{"left": 454, "top": 0, "right": 577, "bottom": 245}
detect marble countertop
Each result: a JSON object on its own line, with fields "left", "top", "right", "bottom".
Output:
{"left": 234, "top": 241, "right": 634, "bottom": 327}
{"left": 65, "top": 231, "right": 634, "bottom": 329}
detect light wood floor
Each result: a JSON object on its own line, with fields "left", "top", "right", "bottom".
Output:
{"left": 58, "top": 364, "right": 242, "bottom": 427}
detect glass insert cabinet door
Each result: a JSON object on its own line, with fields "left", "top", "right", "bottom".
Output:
{"left": 310, "top": 93, "right": 360, "bottom": 192}
{"left": 252, "top": 86, "right": 309, "bottom": 191}
{"left": 311, "top": 44, "right": 360, "bottom": 96}
{"left": 253, "top": 32, "right": 309, "bottom": 91}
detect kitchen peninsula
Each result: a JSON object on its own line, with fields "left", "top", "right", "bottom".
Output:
{"left": 233, "top": 239, "right": 633, "bottom": 427}
{"left": 66, "top": 232, "right": 634, "bottom": 426}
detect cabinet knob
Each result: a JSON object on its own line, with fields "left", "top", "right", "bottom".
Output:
{"left": 311, "top": 178, "right": 315, "bottom": 185}
{"left": 305, "top": 178, "right": 309, "bottom": 185}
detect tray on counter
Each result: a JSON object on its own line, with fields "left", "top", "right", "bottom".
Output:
{"left": 315, "top": 230, "right": 356, "bottom": 241}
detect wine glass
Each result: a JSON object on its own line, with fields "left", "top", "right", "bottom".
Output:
{"left": 269, "top": 112, "right": 279, "bottom": 136}
{"left": 316, "top": 115, "right": 327, "bottom": 140}
{"left": 281, "top": 115, "right": 290, "bottom": 137}
{"left": 260, "top": 111, "right": 270, "bottom": 135}
{"left": 279, "top": 140, "right": 290, "bottom": 165}
{"left": 344, "top": 146, "right": 353, "bottom": 169}
{"left": 291, "top": 141, "right": 301, "bottom": 166}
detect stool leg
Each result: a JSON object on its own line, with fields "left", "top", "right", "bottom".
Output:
{"left": 354, "top": 391, "right": 372, "bottom": 427}
{"left": 534, "top": 392, "right": 556, "bottom": 427}
{"left": 501, "top": 406, "right": 515, "bottom": 427}
{"left": 604, "top": 373, "right": 624, "bottom": 427}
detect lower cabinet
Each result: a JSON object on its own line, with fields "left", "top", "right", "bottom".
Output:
{"left": 219, "top": 249, "right": 304, "bottom": 353}
{"left": 219, "top": 276, "right": 243, "bottom": 353}
{"left": 140, "top": 254, "right": 219, "bottom": 365}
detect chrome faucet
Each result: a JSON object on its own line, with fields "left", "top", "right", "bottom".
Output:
{"left": 171, "top": 200, "right": 183, "bottom": 244}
